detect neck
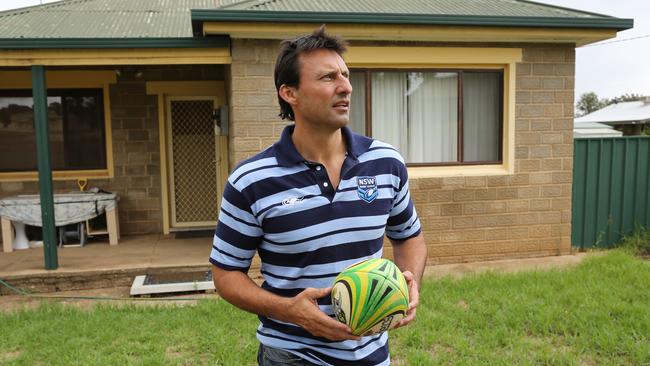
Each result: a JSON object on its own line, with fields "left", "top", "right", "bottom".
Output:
{"left": 291, "top": 123, "right": 346, "bottom": 163}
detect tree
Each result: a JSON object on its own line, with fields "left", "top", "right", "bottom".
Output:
{"left": 576, "top": 92, "right": 604, "bottom": 117}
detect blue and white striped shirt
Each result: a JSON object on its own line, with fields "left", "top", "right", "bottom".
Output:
{"left": 210, "top": 125, "right": 421, "bottom": 365}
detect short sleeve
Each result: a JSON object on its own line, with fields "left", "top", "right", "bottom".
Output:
{"left": 385, "top": 160, "right": 421, "bottom": 241}
{"left": 209, "top": 181, "right": 263, "bottom": 272}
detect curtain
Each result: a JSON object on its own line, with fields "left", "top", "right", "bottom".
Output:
{"left": 407, "top": 72, "right": 458, "bottom": 163}
{"left": 463, "top": 73, "right": 500, "bottom": 162}
{"left": 371, "top": 72, "right": 408, "bottom": 153}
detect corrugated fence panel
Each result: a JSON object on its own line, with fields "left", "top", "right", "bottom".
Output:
{"left": 572, "top": 137, "right": 650, "bottom": 248}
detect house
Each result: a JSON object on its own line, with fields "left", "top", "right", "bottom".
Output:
{"left": 573, "top": 122, "right": 623, "bottom": 139}
{"left": 0, "top": 0, "right": 633, "bottom": 264}
{"left": 575, "top": 98, "right": 650, "bottom": 135}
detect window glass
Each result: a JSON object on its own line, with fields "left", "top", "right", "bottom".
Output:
{"left": 463, "top": 72, "right": 501, "bottom": 162}
{"left": 0, "top": 89, "right": 106, "bottom": 172}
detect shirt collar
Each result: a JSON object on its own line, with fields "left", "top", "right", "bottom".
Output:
{"left": 274, "top": 124, "right": 373, "bottom": 167}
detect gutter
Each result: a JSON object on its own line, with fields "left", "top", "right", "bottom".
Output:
{"left": 0, "top": 37, "right": 230, "bottom": 49}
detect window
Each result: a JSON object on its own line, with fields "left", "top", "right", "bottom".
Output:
{"left": 349, "top": 70, "right": 503, "bottom": 166}
{"left": 0, "top": 89, "right": 106, "bottom": 173}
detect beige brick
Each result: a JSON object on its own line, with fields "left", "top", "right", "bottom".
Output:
{"left": 451, "top": 191, "right": 479, "bottom": 206}
{"left": 507, "top": 200, "right": 529, "bottom": 212}
{"left": 441, "top": 203, "right": 462, "bottom": 216}
{"left": 519, "top": 187, "right": 540, "bottom": 198}
{"left": 509, "top": 174, "right": 530, "bottom": 186}
{"left": 465, "top": 176, "right": 487, "bottom": 187}
{"left": 429, "top": 191, "right": 452, "bottom": 202}
{"left": 553, "top": 118, "right": 573, "bottom": 131}
{"left": 530, "top": 198, "right": 551, "bottom": 211}
{"left": 494, "top": 241, "right": 519, "bottom": 254}
{"left": 518, "top": 159, "right": 541, "bottom": 172}
{"left": 552, "top": 145, "right": 573, "bottom": 157}
{"left": 419, "top": 204, "right": 440, "bottom": 216}
{"left": 232, "top": 78, "right": 260, "bottom": 91}
{"left": 463, "top": 202, "right": 485, "bottom": 215}
{"left": 517, "top": 91, "right": 531, "bottom": 104}
{"left": 486, "top": 201, "right": 507, "bottom": 213}
{"left": 552, "top": 172, "right": 572, "bottom": 184}
{"left": 542, "top": 77, "right": 564, "bottom": 90}
{"left": 554, "top": 91, "right": 573, "bottom": 103}
{"left": 463, "top": 229, "right": 486, "bottom": 241}
{"left": 555, "top": 64, "right": 574, "bottom": 76}
{"left": 475, "top": 189, "right": 497, "bottom": 200}
{"left": 518, "top": 105, "right": 544, "bottom": 118}
{"left": 516, "top": 119, "right": 530, "bottom": 131}
{"left": 541, "top": 185, "right": 563, "bottom": 197}
{"left": 564, "top": 104, "right": 574, "bottom": 117}
{"left": 551, "top": 198, "right": 571, "bottom": 210}
{"left": 531, "top": 119, "right": 552, "bottom": 131}
{"left": 441, "top": 232, "right": 464, "bottom": 243}
{"left": 246, "top": 63, "right": 273, "bottom": 77}
{"left": 533, "top": 64, "right": 555, "bottom": 76}
{"left": 529, "top": 225, "right": 551, "bottom": 238}
{"left": 231, "top": 63, "right": 246, "bottom": 77}
{"left": 422, "top": 218, "right": 451, "bottom": 230}
{"left": 517, "top": 213, "right": 539, "bottom": 225}
{"left": 516, "top": 132, "right": 541, "bottom": 145}
{"left": 452, "top": 217, "right": 475, "bottom": 229}
{"left": 442, "top": 177, "right": 465, "bottom": 188}
{"left": 540, "top": 211, "right": 562, "bottom": 224}
{"left": 475, "top": 214, "right": 518, "bottom": 227}
{"left": 529, "top": 172, "right": 552, "bottom": 184}
{"left": 487, "top": 175, "right": 507, "bottom": 187}
{"left": 246, "top": 124, "right": 275, "bottom": 137}
{"left": 517, "top": 77, "right": 541, "bottom": 90}
{"left": 563, "top": 158, "right": 573, "bottom": 171}
{"left": 544, "top": 105, "right": 564, "bottom": 117}
{"left": 246, "top": 94, "right": 274, "bottom": 107}
{"left": 541, "top": 133, "right": 564, "bottom": 144}
{"left": 411, "top": 191, "right": 428, "bottom": 204}
{"left": 419, "top": 177, "right": 443, "bottom": 189}
{"left": 542, "top": 48, "right": 566, "bottom": 62}
{"left": 522, "top": 48, "right": 544, "bottom": 62}
{"left": 561, "top": 210, "right": 571, "bottom": 223}
{"left": 516, "top": 63, "right": 531, "bottom": 76}
{"left": 561, "top": 184, "right": 573, "bottom": 197}
{"left": 452, "top": 244, "right": 474, "bottom": 256}
{"left": 497, "top": 188, "right": 517, "bottom": 199}
{"left": 541, "top": 158, "right": 563, "bottom": 171}
{"left": 509, "top": 227, "right": 529, "bottom": 239}
{"left": 486, "top": 228, "right": 508, "bottom": 240}
{"left": 516, "top": 147, "right": 529, "bottom": 159}
{"left": 233, "top": 137, "right": 262, "bottom": 151}
{"left": 530, "top": 146, "right": 552, "bottom": 158}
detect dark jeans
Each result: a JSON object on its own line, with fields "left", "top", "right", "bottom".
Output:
{"left": 257, "top": 344, "right": 318, "bottom": 366}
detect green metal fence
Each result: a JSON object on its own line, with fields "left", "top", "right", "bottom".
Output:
{"left": 572, "top": 137, "right": 650, "bottom": 249}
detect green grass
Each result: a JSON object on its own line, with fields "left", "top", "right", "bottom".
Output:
{"left": 1, "top": 251, "right": 649, "bottom": 365}
{"left": 616, "top": 226, "right": 650, "bottom": 256}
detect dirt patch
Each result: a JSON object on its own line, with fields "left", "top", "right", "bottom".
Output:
{"left": 0, "top": 350, "right": 21, "bottom": 363}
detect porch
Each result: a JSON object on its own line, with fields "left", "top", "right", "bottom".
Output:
{"left": 0, "top": 233, "right": 262, "bottom": 295}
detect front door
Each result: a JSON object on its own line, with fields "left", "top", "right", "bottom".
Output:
{"left": 166, "top": 97, "right": 224, "bottom": 229}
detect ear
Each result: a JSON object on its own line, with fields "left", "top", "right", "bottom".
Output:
{"left": 278, "top": 84, "right": 298, "bottom": 107}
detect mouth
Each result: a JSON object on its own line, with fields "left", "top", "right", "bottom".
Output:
{"left": 333, "top": 100, "right": 350, "bottom": 110}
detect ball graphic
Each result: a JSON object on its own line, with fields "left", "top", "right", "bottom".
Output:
{"left": 331, "top": 258, "right": 409, "bottom": 336}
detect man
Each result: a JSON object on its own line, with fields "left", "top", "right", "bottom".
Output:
{"left": 210, "top": 26, "right": 427, "bottom": 365}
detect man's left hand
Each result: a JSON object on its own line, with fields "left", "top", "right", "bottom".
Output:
{"left": 393, "top": 270, "right": 419, "bottom": 329}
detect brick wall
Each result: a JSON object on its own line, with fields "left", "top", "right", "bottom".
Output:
{"left": 229, "top": 39, "right": 574, "bottom": 263}
{"left": 0, "top": 65, "right": 225, "bottom": 236}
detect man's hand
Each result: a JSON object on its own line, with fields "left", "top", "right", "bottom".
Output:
{"left": 393, "top": 270, "right": 419, "bottom": 329}
{"left": 288, "top": 287, "right": 361, "bottom": 341}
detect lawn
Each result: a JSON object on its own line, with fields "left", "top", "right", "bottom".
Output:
{"left": 1, "top": 250, "right": 648, "bottom": 365}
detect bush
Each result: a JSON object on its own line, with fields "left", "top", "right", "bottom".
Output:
{"left": 617, "top": 226, "right": 650, "bottom": 256}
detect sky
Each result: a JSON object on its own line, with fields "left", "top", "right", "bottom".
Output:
{"left": 0, "top": 0, "right": 648, "bottom": 102}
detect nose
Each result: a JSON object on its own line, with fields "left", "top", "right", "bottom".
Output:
{"left": 337, "top": 74, "right": 353, "bottom": 96}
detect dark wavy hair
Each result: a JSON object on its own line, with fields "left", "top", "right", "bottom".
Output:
{"left": 274, "top": 25, "right": 349, "bottom": 121}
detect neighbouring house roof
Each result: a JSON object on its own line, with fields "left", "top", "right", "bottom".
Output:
{"left": 575, "top": 100, "right": 650, "bottom": 126}
{"left": 0, "top": 0, "right": 228, "bottom": 48}
{"left": 573, "top": 121, "right": 623, "bottom": 139}
{"left": 194, "top": 0, "right": 633, "bottom": 29}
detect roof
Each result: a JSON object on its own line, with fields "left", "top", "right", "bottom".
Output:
{"left": 193, "top": 0, "right": 633, "bottom": 30}
{"left": 0, "top": 0, "right": 228, "bottom": 48}
{"left": 573, "top": 122, "right": 622, "bottom": 139}
{"left": 575, "top": 100, "right": 650, "bottom": 125}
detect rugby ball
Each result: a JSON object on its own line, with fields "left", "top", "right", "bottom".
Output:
{"left": 331, "top": 258, "right": 409, "bottom": 336}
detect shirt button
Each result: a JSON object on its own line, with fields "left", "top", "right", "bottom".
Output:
{"left": 316, "top": 166, "right": 322, "bottom": 171}
{"left": 323, "top": 182, "right": 329, "bottom": 187}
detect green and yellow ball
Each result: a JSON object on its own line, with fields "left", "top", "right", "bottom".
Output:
{"left": 331, "top": 258, "right": 409, "bottom": 336}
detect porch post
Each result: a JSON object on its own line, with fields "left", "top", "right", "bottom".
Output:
{"left": 31, "top": 65, "right": 58, "bottom": 270}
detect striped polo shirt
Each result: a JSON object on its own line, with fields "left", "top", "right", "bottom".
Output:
{"left": 210, "top": 125, "right": 421, "bottom": 366}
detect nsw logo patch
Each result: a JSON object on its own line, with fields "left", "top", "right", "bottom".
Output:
{"left": 357, "top": 176, "right": 378, "bottom": 203}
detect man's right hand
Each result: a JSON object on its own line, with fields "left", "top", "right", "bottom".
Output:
{"left": 287, "top": 287, "right": 361, "bottom": 341}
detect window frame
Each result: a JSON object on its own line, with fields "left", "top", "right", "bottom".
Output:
{"left": 351, "top": 68, "right": 505, "bottom": 167}
{"left": 0, "top": 70, "right": 115, "bottom": 182}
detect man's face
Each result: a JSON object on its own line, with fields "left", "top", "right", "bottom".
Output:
{"left": 290, "top": 48, "right": 352, "bottom": 130}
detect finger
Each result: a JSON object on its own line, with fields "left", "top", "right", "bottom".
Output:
{"left": 302, "top": 287, "right": 331, "bottom": 300}
{"left": 395, "top": 308, "right": 417, "bottom": 329}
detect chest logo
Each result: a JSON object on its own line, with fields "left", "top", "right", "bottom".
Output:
{"left": 282, "top": 196, "right": 304, "bottom": 206}
{"left": 357, "top": 176, "right": 378, "bottom": 203}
